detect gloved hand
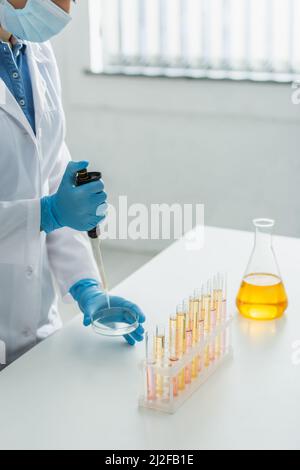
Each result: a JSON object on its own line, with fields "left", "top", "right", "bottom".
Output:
{"left": 70, "top": 279, "right": 145, "bottom": 346}
{"left": 41, "top": 161, "right": 108, "bottom": 234}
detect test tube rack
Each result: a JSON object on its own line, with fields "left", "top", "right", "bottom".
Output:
{"left": 139, "top": 276, "right": 233, "bottom": 414}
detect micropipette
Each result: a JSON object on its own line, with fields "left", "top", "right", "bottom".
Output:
{"left": 76, "top": 169, "right": 110, "bottom": 309}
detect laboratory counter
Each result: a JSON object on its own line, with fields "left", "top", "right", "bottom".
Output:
{"left": 0, "top": 226, "right": 300, "bottom": 450}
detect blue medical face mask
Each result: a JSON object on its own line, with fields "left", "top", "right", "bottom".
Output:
{"left": 0, "top": 0, "right": 72, "bottom": 42}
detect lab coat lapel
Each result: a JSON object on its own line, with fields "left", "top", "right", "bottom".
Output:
{"left": 0, "top": 77, "right": 36, "bottom": 143}
{"left": 26, "top": 43, "right": 48, "bottom": 134}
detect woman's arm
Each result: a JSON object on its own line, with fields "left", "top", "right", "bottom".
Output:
{"left": 45, "top": 143, "right": 101, "bottom": 299}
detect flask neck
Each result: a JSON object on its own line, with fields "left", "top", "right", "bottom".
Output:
{"left": 243, "top": 219, "right": 281, "bottom": 280}
{"left": 255, "top": 226, "right": 273, "bottom": 250}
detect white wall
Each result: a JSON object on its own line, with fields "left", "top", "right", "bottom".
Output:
{"left": 52, "top": 2, "right": 300, "bottom": 254}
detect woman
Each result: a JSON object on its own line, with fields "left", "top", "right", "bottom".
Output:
{"left": 0, "top": 0, "right": 145, "bottom": 366}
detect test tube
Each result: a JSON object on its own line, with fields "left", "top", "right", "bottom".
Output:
{"left": 209, "top": 278, "right": 217, "bottom": 363}
{"left": 214, "top": 273, "right": 223, "bottom": 360}
{"left": 163, "top": 338, "right": 171, "bottom": 401}
{"left": 221, "top": 274, "right": 228, "bottom": 355}
{"left": 185, "top": 300, "right": 192, "bottom": 385}
{"left": 223, "top": 274, "right": 230, "bottom": 354}
{"left": 155, "top": 324, "right": 165, "bottom": 399}
{"left": 176, "top": 303, "right": 186, "bottom": 392}
{"left": 203, "top": 280, "right": 211, "bottom": 335}
{"left": 222, "top": 273, "right": 228, "bottom": 321}
{"left": 145, "top": 332, "right": 156, "bottom": 401}
{"left": 197, "top": 286, "right": 205, "bottom": 373}
{"left": 191, "top": 290, "right": 200, "bottom": 378}
{"left": 169, "top": 314, "right": 179, "bottom": 397}
{"left": 215, "top": 273, "right": 221, "bottom": 319}
{"left": 203, "top": 282, "right": 211, "bottom": 368}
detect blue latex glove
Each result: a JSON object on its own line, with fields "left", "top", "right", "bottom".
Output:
{"left": 70, "top": 279, "right": 145, "bottom": 346}
{"left": 41, "top": 161, "right": 108, "bottom": 234}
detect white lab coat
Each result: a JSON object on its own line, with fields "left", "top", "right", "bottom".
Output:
{"left": 0, "top": 41, "right": 100, "bottom": 365}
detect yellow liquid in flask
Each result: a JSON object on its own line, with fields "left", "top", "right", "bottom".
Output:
{"left": 236, "top": 273, "right": 288, "bottom": 320}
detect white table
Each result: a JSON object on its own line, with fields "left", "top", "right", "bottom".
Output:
{"left": 0, "top": 226, "right": 300, "bottom": 450}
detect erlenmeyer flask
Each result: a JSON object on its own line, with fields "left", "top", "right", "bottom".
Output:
{"left": 236, "top": 219, "right": 288, "bottom": 320}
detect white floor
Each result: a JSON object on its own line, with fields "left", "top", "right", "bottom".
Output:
{"left": 58, "top": 247, "right": 154, "bottom": 323}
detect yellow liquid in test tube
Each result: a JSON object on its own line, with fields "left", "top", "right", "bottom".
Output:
{"left": 185, "top": 301, "right": 193, "bottom": 385}
{"left": 185, "top": 330, "right": 192, "bottom": 384}
{"left": 176, "top": 311, "right": 186, "bottom": 391}
{"left": 221, "top": 276, "right": 227, "bottom": 355}
{"left": 209, "top": 289, "right": 217, "bottom": 363}
{"left": 202, "top": 293, "right": 211, "bottom": 368}
{"left": 155, "top": 333, "right": 165, "bottom": 398}
{"left": 169, "top": 315, "right": 178, "bottom": 397}
{"left": 146, "top": 366, "right": 156, "bottom": 401}
{"left": 197, "top": 292, "right": 205, "bottom": 373}
{"left": 191, "top": 297, "right": 199, "bottom": 378}
{"left": 214, "top": 288, "right": 223, "bottom": 360}
{"left": 146, "top": 332, "right": 156, "bottom": 401}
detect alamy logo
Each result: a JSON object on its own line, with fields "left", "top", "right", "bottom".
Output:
{"left": 0, "top": 81, "right": 6, "bottom": 106}
{"left": 100, "top": 197, "right": 205, "bottom": 250}
{"left": 0, "top": 340, "right": 6, "bottom": 365}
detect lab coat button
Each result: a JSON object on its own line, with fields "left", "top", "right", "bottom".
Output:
{"left": 26, "top": 266, "right": 34, "bottom": 278}
{"left": 22, "top": 329, "right": 31, "bottom": 338}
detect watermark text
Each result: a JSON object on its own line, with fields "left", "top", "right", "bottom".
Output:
{"left": 99, "top": 197, "right": 204, "bottom": 250}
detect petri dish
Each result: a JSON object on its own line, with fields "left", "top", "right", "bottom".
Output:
{"left": 91, "top": 307, "right": 139, "bottom": 336}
